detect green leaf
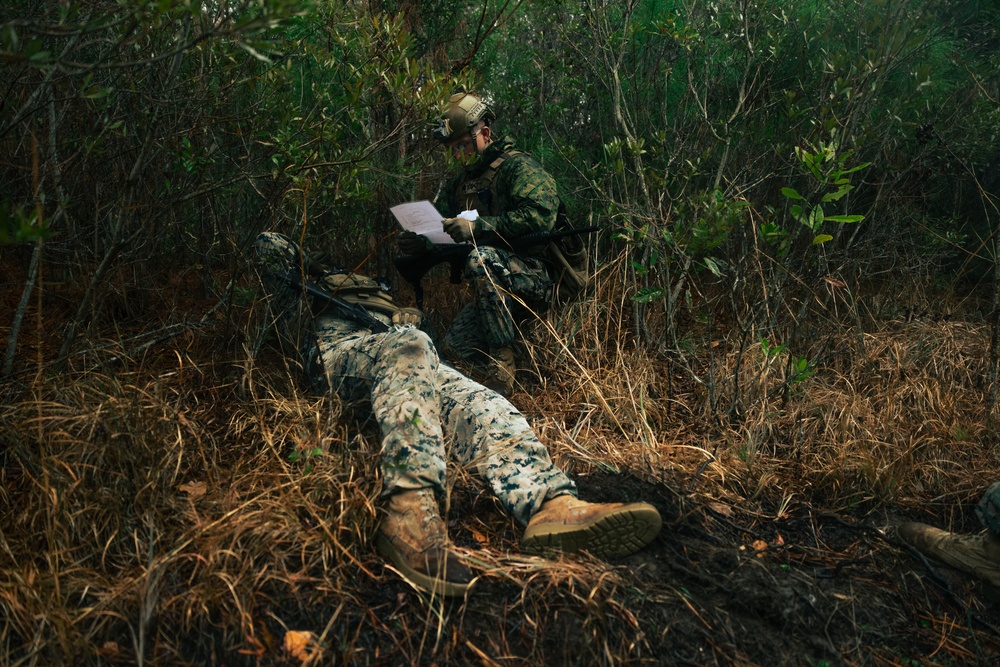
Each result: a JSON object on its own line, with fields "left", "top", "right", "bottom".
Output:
{"left": 703, "top": 256, "right": 723, "bottom": 276}
{"left": 803, "top": 155, "right": 823, "bottom": 181}
{"left": 781, "top": 187, "right": 804, "bottom": 200}
{"left": 632, "top": 286, "right": 666, "bottom": 303}
{"left": 83, "top": 85, "right": 112, "bottom": 100}
{"left": 812, "top": 234, "right": 833, "bottom": 244}
{"left": 759, "top": 222, "right": 788, "bottom": 246}
{"left": 837, "top": 162, "right": 871, "bottom": 176}
{"left": 821, "top": 185, "right": 853, "bottom": 202}
{"left": 237, "top": 40, "right": 273, "bottom": 63}
{"left": 824, "top": 214, "right": 864, "bottom": 223}
{"left": 0, "top": 25, "right": 18, "bottom": 51}
{"left": 809, "top": 205, "right": 824, "bottom": 231}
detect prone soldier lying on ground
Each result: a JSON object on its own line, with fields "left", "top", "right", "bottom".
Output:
{"left": 253, "top": 232, "right": 662, "bottom": 597}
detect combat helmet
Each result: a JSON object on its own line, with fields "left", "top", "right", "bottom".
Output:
{"left": 433, "top": 92, "right": 495, "bottom": 142}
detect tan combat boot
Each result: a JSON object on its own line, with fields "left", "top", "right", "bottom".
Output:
{"left": 376, "top": 488, "right": 475, "bottom": 597}
{"left": 522, "top": 495, "right": 663, "bottom": 559}
{"left": 898, "top": 522, "right": 1000, "bottom": 588}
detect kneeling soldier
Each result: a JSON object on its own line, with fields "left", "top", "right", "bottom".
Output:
{"left": 253, "top": 232, "right": 661, "bottom": 597}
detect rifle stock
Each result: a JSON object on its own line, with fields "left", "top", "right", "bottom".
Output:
{"left": 393, "top": 226, "right": 599, "bottom": 308}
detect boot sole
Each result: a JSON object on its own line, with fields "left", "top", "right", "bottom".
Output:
{"left": 375, "top": 534, "right": 475, "bottom": 598}
{"left": 521, "top": 503, "right": 663, "bottom": 559}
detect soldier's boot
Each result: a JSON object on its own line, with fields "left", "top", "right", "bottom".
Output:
{"left": 898, "top": 522, "right": 1000, "bottom": 587}
{"left": 376, "top": 488, "right": 475, "bottom": 597}
{"left": 521, "top": 495, "right": 663, "bottom": 559}
{"left": 484, "top": 346, "right": 516, "bottom": 395}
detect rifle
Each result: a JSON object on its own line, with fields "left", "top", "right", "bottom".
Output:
{"left": 394, "top": 226, "right": 599, "bottom": 308}
{"left": 278, "top": 270, "right": 390, "bottom": 333}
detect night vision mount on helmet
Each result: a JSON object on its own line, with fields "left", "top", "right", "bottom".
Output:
{"left": 433, "top": 92, "right": 495, "bottom": 143}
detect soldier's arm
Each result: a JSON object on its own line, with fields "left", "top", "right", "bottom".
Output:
{"left": 475, "top": 156, "right": 559, "bottom": 241}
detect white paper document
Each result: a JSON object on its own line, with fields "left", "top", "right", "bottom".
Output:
{"left": 389, "top": 200, "right": 457, "bottom": 245}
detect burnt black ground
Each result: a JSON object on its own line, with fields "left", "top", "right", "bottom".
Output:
{"left": 247, "top": 470, "right": 1000, "bottom": 666}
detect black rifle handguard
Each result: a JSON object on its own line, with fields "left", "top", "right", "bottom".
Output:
{"left": 393, "top": 226, "right": 599, "bottom": 308}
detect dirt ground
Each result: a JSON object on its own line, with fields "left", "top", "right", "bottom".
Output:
{"left": 342, "top": 468, "right": 1000, "bottom": 666}
{"left": 227, "top": 465, "right": 1000, "bottom": 666}
{"left": 571, "top": 471, "right": 1000, "bottom": 666}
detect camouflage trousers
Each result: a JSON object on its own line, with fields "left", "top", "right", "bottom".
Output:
{"left": 253, "top": 232, "right": 575, "bottom": 525}
{"left": 442, "top": 245, "right": 553, "bottom": 359}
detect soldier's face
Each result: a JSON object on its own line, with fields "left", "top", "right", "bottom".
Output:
{"left": 445, "top": 125, "right": 489, "bottom": 164}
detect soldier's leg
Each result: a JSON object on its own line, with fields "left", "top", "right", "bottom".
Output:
{"left": 442, "top": 246, "right": 553, "bottom": 393}
{"left": 316, "top": 326, "right": 449, "bottom": 495}
{"left": 436, "top": 363, "right": 575, "bottom": 525}
{"left": 898, "top": 483, "right": 1000, "bottom": 588}
{"left": 440, "top": 302, "right": 488, "bottom": 361}
{"left": 456, "top": 246, "right": 552, "bottom": 350}
{"left": 316, "top": 325, "right": 473, "bottom": 596}
{"left": 436, "top": 364, "right": 662, "bottom": 558}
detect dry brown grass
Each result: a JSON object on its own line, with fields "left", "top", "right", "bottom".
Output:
{"left": 3, "top": 263, "right": 1000, "bottom": 664}
{"left": 702, "top": 318, "right": 999, "bottom": 515}
{"left": 0, "top": 335, "right": 650, "bottom": 665}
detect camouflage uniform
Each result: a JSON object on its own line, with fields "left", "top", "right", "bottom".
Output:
{"left": 436, "top": 136, "right": 558, "bottom": 358}
{"left": 253, "top": 232, "right": 576, "bottom": 525}
{"left": 977, "top": 482, "right": 1000, "bottom": 536}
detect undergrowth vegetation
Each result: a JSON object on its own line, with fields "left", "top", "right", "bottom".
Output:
{"left": 3, "top": 0, "right": 1000, "bottom": 664}
{"left": 3, "top": 271, "right": 998, "bottom": 663}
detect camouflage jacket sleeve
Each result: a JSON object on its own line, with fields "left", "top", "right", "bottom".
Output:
{"left": 475, "top": 153, "right": 559, "bottom": 242}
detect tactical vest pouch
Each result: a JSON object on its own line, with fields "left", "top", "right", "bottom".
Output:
{"left": 459, "top": 151, "right": 523, "bottom": 215}
{"left": 319, "top": 273, "right": 399, "bottom": 316}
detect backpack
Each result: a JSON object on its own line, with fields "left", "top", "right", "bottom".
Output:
{"left": 318, "top": 272, "right": 399, "bottom": 316}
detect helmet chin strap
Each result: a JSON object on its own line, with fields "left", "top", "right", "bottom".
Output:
{"left": 456, "top": 129, "right": 482, "bottom": 167}
{"left": 471, "top": 124, "right": 491, "bottom": 157}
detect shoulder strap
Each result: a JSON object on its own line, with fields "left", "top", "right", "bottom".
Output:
{"left": 481, "top": 150, "right": 523, "bottom": 188}
{"left": 457, "top": 150, "right": 525, "bottom": 214}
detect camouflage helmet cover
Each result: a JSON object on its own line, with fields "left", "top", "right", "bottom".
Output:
{"left": 433, "top": 92, "right": 495, "bottom": 142}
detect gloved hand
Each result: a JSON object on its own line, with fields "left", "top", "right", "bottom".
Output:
{"left": 398, "top": 231, "right": 432, "bottom": 255}
{"left": 392, "top": 307, "right": 424, "bottom": 328}
{"left": 443, "top": 217, "right": 477, "bottom": 243}
{"left": 302, "top": 252, "right": 333, "bottom": 277}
